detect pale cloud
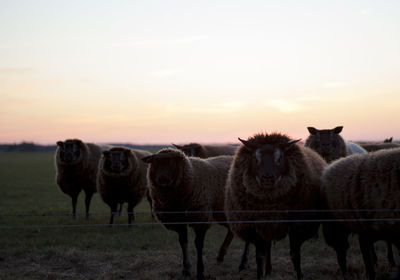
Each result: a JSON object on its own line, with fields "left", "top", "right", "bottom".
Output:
{"left": 110, "top": 36, "right": 209, "bottom": 48}
{"left": 360, "top": 9, "right": 369, "bottom": 15}
{"left": 265, "top": 99, "right": 308, "bottom": 113}
{"left": 321, "top": 82, "right": 346, "bottom": 88}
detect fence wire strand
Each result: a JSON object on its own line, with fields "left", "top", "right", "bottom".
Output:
{"left": 2, "top": 208, "right": 400, "bottom": 217}
{"left": 1, "top": 209, "right": 400, "bottom": 230}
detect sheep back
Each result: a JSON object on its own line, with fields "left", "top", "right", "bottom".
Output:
{"left": 175, "top": 143, "right": 237, "bottom": 158}
{"left": 225, "top": 133, "right": 327, "bottom": 242}
{"left": 346, "top": 141, "right": 367, "bottom": 155}
{"left": 321, "top": 147, "right": 400, "bottom": 236}
{"left": 360, "top": 142, "right": 400, "bottom": 152}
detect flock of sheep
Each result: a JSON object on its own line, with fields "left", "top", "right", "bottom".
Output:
{"left": 54, "top": 126, "right": 400, "bottom": 280}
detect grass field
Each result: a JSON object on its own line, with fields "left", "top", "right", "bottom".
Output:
{"left": 0, "top": 151, "right": 397, "bottom": 279}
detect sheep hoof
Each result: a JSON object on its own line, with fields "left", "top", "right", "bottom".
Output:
{"left": 239, "top": 263, "right": 249, "bottom": 271}
{"left": 216, "top": 256, "right": 224, "bottom": 264}
{"left": 182, "top": 269, "right": 191, "bottom": 277}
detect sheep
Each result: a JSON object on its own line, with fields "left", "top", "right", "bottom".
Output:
{"left": 305, "top": 126, "right": 367, "bottom": 163}
{"left": 55, "top": 139, "right": 108, "bottom": 218}
{"left": 97, "top": 146, "right": 152, "bottom": 225}
{"left": 384, "top": 137, "right": 393, "bottom": 143}
{"left": 173, "top": 141, "right": 251, "bottom": 267}
{"left": 320, "top": 148, "right": 400, "bottom": 280}
{"left": 142, "top": 148, "right": 246, "bottom": 280}
{"left": 359, "top": 139, "right": 400, "bottom": 267}
{"left": 173, "top": 143, "right": 237, "bottom": 158}
{"left": 360, "top": 142, "right": 400, "bottom": 152}
{"left": 225, "top": 132, "right": 327, "bottom": 279}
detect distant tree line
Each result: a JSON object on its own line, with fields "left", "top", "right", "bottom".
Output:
{"left": 0, "top": 142, "right": 169, "bottom": 152}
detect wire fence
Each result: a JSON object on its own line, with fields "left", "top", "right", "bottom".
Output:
{"left": 1, "top": 209, "right": 400, "bottom": 230}
{"left": 2, "top": 208, "right": 400, "bottom": 217}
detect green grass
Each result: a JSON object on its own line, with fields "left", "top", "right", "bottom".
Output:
{"left": 0, "top": 152, "right": 397, "bottom": 279}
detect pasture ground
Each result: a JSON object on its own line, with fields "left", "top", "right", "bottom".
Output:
{"left": 0, "top": 151, "right": 397, "bottom": 279}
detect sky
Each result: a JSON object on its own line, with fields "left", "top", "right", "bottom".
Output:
{"left": 1, "top": 0, "right": 399, "bottom": 144}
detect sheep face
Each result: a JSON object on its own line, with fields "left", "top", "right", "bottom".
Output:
{"left": 103, "top": 149, "right": 130, "bottom": 174}
{"left": 57, "top": 139, "right": 82, "bottom": 163}
{"left": 307, "top": 126, "right": 343, "bottom": 158}
{"left": 143, "top": 152, "right": 183, "bottom": 188}
{"left": 173, "top": 143, "right": 201, "bottom": 157}
{"left": 239, "top": 138, "right": 299, "bottom": 188}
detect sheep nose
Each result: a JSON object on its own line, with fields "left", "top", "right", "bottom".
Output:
{"left": 260, "top": 175, "right": 275, "bottom": 186}
{"left": 157, "top": 175, "right": 171, "bottom": 186}
{"left": 64, "top": 154, "right": 74, "bottom": 162}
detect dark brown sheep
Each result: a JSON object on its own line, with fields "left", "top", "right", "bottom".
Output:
{"left": 305, "top": 126, "right": 367, "bottom": 163}
{"left": 55, "top": 139, "right": 108, "bottom": 218}
{"left": 97, "top": 147, "right": 152, "bottom": 225}
{"left": 142, "top": 148, "right": 243, "bottom": 280}
{"left": 173, "top": 143, "right": 237, "bottom": 158}
{"left": 360, "top": 142, "right": 400, "bottom": 152}
{"left": 225, "top": 132, "right": 327, "bottom": 279}
{"left": 321, "top": 148, "right": 400, "bottom": 280}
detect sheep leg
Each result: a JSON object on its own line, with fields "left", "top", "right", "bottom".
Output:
{"left": 194, "top": 227, "right": 208, "bottom": 280}
{"left": 359, "top": 235, "right": 376, "bottom": 280}
{"left": 109, "top": 203, "right": 118, "bottom": 226}
{"left": 84, "top": 190, "right": 94, "bottom": 219}
{"left": 265, "top": 240, "right": 272, "bottom": 275}
{"left": 146, "top": 193, "right": 154, "bottom": 219}
{"left": 127, "top": 202, "right": 135, "bottom": 226}
{"left": 71, "top": 194, "right": 78, "bottom": 219}
{"left": 289, "top": 232, "right": 304, "bottom": 280}
{"left": 239, "top": 242, "right": 251, "bottom": 271}
{"left": 217, "top": 228, "right": 234, "bottom": 263}
{"left": 322, "top": 223, "right": 349, "bottom": 279}
{"left": 118, "top": 203, "right": 123, "bottom": 216}
{"left": 387, "top": 241, "right": 396, "bottom": 267}
{"left": 251, "top": 234, "right": 271, "bottom": 279}
{"left": 388, "top": 242, "right": 400, "bottom": 280}
{"left": 176, "top": 226, "right": 191, "bottom": 277}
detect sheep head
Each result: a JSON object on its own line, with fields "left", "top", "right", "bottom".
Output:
{"left": 142, "top": 150, "right": 185, "bottom": 188}
{"left": 306, "top": 126, "right": 343, "bottom": 157}
{"left": 102, "top": 148, "right": 131, "bottom": 174}
{"left": 57, "top": 139, "right": 83, "bottom": 163}
{"left": 239, "top": 137, "right": 300, "bottom": 188}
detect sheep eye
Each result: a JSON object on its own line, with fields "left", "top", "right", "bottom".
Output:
{"left": 274, "top": 150, "right": 282, "bottom": 165}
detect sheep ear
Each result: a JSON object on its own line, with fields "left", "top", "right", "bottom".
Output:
{"left": 141, "top": 155, "right": 154, "bottom": 163}
{"left": 307, "top": 127, "right": 318, "bottom": 135}
{"left": 282, "top": 139, "right": 301, "bottom": 153}
{"left": 56, "top": 141, "right": 64, "bottom": 147}
{"left": 333, "top": 126, "right": 343, "bottom": 134}
{"left": 172, "top": 143, "right": 182, "bottom": 149}
{"left": 238, "top": 137, "right": 258, "bottom": 151}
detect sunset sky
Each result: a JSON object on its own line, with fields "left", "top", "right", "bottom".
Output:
{"left": 1, "top": 0, "right": 399, "bottom": 144}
